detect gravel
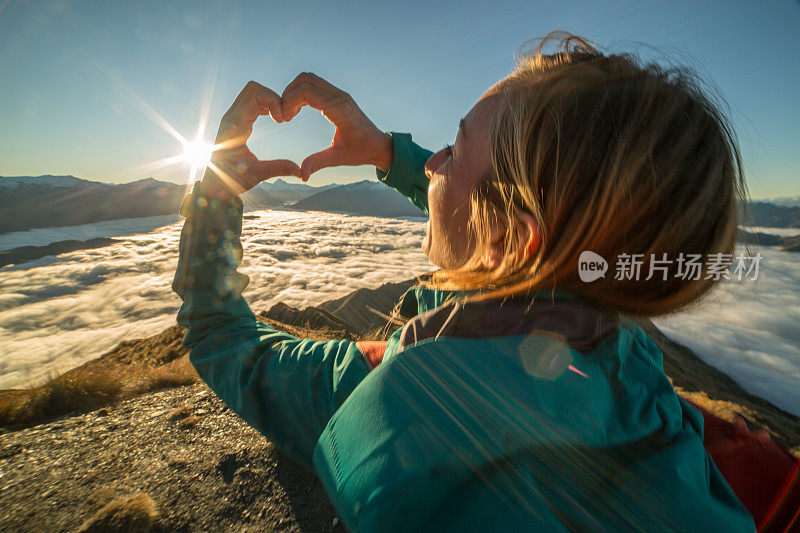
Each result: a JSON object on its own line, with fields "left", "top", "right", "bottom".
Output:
{"left": 0, "top": 383, "right": 344, "bottom": 532}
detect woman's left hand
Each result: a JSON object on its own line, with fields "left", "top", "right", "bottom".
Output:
{"left": 201, "top": 81, "right": 302, "bottom": 200}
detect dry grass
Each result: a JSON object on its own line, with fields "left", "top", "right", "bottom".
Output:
{"left": 131, "top": 355, "right": 199, "bottom": 394}
{"left": 0, "top": 355, "right": 199, "bottom": 429}
{"left": 76, "top": 493, "right": 159, "bottom": 533}
{"left": 0, "top": 370, "right": 123, "bottom": 428}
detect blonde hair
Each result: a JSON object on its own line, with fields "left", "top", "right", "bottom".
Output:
{"left": 387, "top": 32, "right": 747, "bottom": 328}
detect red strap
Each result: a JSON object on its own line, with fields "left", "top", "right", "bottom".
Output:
{"left": 759, "top": 460, "right": 800, "bottom": 533}
{"left": 355, "top": 341, "right": 388, "bottom": 370}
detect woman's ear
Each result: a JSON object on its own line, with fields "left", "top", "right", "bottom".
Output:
{"left": 519, "top": 211, "right": 541, "bottom": 259}
{"left": 481, "top": 211, "right": 540, "bottom": 271}
{"left": 481, "top": 218, "right": 505, "bottom": 271}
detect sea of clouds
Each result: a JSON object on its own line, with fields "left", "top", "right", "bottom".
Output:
{"left": 0, "top": 209, "right": 433, "bottom": 390}
{"left": 653, "top": 241, "right": 800, "bottom": 417}
{"left": 1, "top": 213, "right": 798, "bottom": 417}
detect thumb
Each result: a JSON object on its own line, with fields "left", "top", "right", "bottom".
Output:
{"left": 254, "top": 159, "right": 302, "bottom": 180}
{"left": 300, "top": 147, "right": 345, "bottom": 181}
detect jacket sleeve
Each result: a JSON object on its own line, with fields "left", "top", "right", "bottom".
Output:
{"left": 171, "top": 180, "right": 370, "bottom": 468}
{"left": 376, "top": 132, "right": 433, "bottom": 217}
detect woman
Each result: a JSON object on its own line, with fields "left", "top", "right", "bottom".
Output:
{"left": 173, "top": 34, "right": 756, "bottom": 531}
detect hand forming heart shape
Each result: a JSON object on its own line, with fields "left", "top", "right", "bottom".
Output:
{"left": 202, "top": 73, "right": 393, "bottom": 200}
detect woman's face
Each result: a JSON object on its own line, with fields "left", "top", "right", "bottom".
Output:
{"left": 423, "top": 91, "right": 503, "bottom": 269}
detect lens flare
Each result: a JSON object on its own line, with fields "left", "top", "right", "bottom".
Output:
{"left": 182, "top": 139, "right": 214, "bottom": 168}
{"left": 181, "top": 138, "right": 216, "bottom": 182}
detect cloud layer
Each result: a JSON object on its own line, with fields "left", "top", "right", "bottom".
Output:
{"left": 0, "top": 209, "right": 432, "bottom": 389}
{"left": 653, "top": 244, "right": 800, "bottom": 417}
{"left": 1, "top": 213, "right": 798, "bottom": 418}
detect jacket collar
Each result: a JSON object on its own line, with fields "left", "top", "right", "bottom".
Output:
{"left": 396, "top": 284, "right": 620, "bottom": 354}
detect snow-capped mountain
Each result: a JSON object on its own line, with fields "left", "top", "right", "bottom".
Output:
{"left": 762, "top": 195, "right": 800, "bottom": 208}
{"left": 256, "top": 178, "right": 342, "bottom": 204}
{"left": 288, "top": 180, "right": 425, "bottom": 217}
{"left": 0, "top": 175, "right": 106, "bottom": 191}
{"left": 0, "top": 175, "right": 282, "bottom": 235}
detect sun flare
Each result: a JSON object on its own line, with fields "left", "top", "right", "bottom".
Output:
{"left": 182, "top": 139, "right": 215, "bottom": 169}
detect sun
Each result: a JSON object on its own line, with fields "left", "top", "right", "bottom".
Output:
{"left": 181, "top": 139, "right": 215, "bottom": 170}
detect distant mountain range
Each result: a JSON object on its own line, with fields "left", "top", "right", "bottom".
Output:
{"left": 738, "top": 229, "right": 800, "bottom": 252}
{"left": 743, "top": 201, "right": 800, "bottom": 229}
{"left": 0, "top": 175, "right": 286, "bottom": 235}
{"left": 0, "top": 175, "right": 395, "bottom": 235}
{"left": 1, "top": 175, "right": 797, "bottom": 236}
{"left": 255, "top": 178, "right": 341, "bottom": 203}
{"left": 288, "top": 180, "right": 425, "bottom": 217}
{"left": 759, "top": 196, "right": 800, "bottom": 208}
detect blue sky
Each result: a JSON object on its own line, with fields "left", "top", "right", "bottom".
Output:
{"left": 0, "top": 0, "right": 797, "bottom": 198}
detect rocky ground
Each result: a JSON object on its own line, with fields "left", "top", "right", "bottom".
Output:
{"left": 0, "top": 383, "right": 343, "bottom": 533}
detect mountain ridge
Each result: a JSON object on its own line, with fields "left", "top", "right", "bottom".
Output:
{"left": 0, "top": 175, "right": 284, "bottom": 235}
{"left": 2, "top": 175, "right": 796, "bottom": 237}
{"left": 288, "top": 180, "right": 425, "bottom": 217}
{"left": 743, "top": 201, "right": 800, "bottom": 228}
{"left": 254, "top": 178, "right": 342, "bottom": 204}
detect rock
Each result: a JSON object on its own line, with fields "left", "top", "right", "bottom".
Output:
{"left": 0, "top": 443, "right": 23, "bottom": 459}
{"left": 177, "top": 415, "right": 199, "bottom": 430}
{"left": 76, "top": 493, "right": 158, "bottom": 533}
{"left": 259, "top": 302, "right": 359, "bottom": 339}
{"left": 168, "top": 407, "right": 192, "bottom": 421}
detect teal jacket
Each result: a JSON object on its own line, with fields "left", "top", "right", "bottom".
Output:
{"left": 172, "top": 132, "right": 755, "bottom": 532}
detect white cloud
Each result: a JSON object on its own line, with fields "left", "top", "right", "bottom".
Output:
{"left": 744, "top": 226, "right": 800, "bottom": 238}
{"left": 0, "top": 214, "right": 182, "bottom": 251}
{"left": 654, "top": 244, "right": 800, "bottom": 417}
{"left": 0, "top": 209, "right": 432, "bottom": 389}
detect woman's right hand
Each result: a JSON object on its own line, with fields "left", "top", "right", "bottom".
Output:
{"left": 280, "top": 73, "right": 393, "bottom": 180}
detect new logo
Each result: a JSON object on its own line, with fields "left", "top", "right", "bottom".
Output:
{"left": 578, "top": 251, "right": 608, "bottom": 282}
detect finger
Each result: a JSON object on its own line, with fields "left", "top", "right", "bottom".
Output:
{"left": 253, "top": 159, "right": 302, "bottom": 180}
{"left": 300, "top": 147, "right": 347, "bottom": 181}
{"left": 218, "top": 81, "right": 282, "bottom": 142}
{"left": 282, "top": 73, "right": 352, "bottom": 123}
{"left": 238, "top": 81, "right": 283, "bottom": 122}
{"left": 281, "top": 72, "right": 349, "bottom": 113}
{"left": 282, "top": 83, "right": 354, "bottom": 127}
{"left": 267, "top": 99, "right": 284, "bottom": 123}
{"left": 283, "top": 72, "right": 348, "bottom": 99}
